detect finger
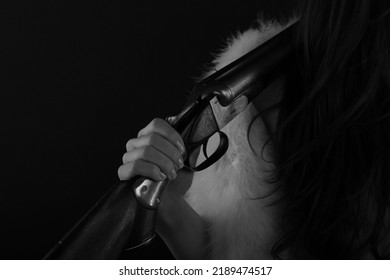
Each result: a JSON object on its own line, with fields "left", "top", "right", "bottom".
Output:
{"left": 137, "top": 118, "right": 186, "bottom": 156}
{"left": 122, "top": 146, "right": 179, "bottom": 180}
{"left": 126, "top": 133, "right": 183, "bottom": 168}
{"left": 117, "top": 160, "right": 166, "bottom": 182}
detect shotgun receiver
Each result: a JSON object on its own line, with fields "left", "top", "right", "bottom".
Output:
{"left": 44, "top": 22, "right": 298, "bottom": 259}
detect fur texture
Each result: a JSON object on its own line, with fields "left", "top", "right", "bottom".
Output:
{"left": 184, "top": 19, "right": 296, "bottom": 259}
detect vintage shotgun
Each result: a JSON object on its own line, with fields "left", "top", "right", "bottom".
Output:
{"left": 44, "top": 22, "right": 298, "bottom": 259}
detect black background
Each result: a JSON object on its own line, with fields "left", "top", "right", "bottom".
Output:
{"left": 1, "top": 0, "right": 296, "bottom": 259}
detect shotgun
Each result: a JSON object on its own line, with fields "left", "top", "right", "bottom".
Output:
{"left": 44, "top": 21, "right": 298, "bottom": 259}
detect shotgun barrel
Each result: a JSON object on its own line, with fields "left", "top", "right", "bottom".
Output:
{"left": 43, "top": 21, "right": 298, "bottom": 260}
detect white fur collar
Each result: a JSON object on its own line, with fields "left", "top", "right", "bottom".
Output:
{"left": 185, "top": 19, "right": 295, "bottom": 259}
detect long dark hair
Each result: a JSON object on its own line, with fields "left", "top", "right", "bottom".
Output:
{"left": 272, "top": 0, "right": 390, "bottom": 259}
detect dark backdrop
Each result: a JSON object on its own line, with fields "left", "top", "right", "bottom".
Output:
{"left": 1, "top": 0, "right": 296, "bottom": 259}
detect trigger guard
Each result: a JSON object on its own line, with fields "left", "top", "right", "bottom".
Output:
{"left": 191, "top": 131, "right": 229, "bottom": 172}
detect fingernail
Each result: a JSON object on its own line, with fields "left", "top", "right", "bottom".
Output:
{"left": 176, "top": 141, "right": 186, "bottom": 157}
{"left": 178, "top": 157, "right": 184, "bottom": 168}
{"left": 160, "top": 172, "right": 167, "bottom": 181}
{"left": 170, "top": 169, "right": 177, "bottom": 179}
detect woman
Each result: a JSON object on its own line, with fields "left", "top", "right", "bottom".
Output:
{"left": 118, "top": 0, "right": 390, "bottom": 259}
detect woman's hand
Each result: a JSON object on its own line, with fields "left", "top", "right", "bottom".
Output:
{"left": 118, "top": 117, "right": 207, "bottom": 259}
{"left": 118, "top": 118, "right": 186, "bottom": 182}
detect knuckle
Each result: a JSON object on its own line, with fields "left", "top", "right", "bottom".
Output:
{"left": 121, "top": 153, "right": 128, "bottom": 164}
{"left": 140, "top": 146, "right": 152, "bottom": 158}
{"left": 146, "top": 133, "right": 157, "bottom": 146}
{"left": 151, "top": 117, "right": 160, "bottom": 125}
{"left": 149, "top": 119, "right": 158, "bottom": 130}
{"left": 150, "top": 118, "right": 164, "bottom": 129}
{"left": 125, "top": 139, "right": 134, "bottom": 151}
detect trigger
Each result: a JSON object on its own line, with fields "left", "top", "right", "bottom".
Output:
{"left": 202, "top": 138, "right": 209, "bottom": 159}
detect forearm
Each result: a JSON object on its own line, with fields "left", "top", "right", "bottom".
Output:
{"left": 156, "top": 194, "right": 209, "bottom": 259}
